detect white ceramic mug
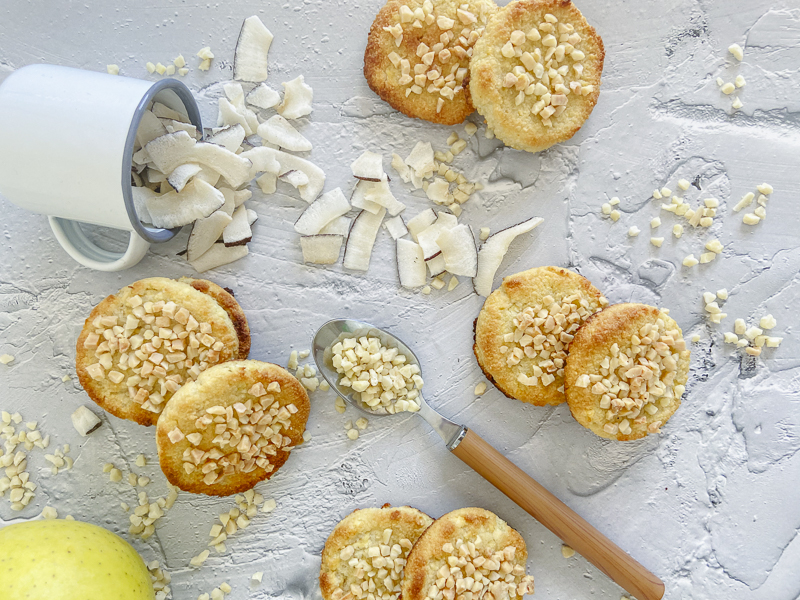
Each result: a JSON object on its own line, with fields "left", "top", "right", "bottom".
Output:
{"left": 0, "top": 64, "right": 202, "bottom": 271}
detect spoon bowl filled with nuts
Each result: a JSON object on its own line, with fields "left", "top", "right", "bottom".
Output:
{"left": 313, "top": 318, "right": 666, "bottom": 600}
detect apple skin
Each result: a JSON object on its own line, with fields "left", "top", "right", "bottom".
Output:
{"left": 0, "top": 519, "right": 154, "bottom": 600}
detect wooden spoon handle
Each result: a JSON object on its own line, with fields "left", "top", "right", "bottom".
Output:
{"left": 451, "top": 428, "right": 665, "bottom": 600}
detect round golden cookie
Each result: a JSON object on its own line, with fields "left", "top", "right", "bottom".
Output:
{"left": 364, "top": 0, "right": 498, "bottom": 125}
{"left": 76, "top": 277, "right": 248, "bottom": 427}
{"left": 470, "top": 0, "right": 604, "bottom": 152}
{"left": 474, "top": 266, "right": 606, "bottom": 406}
{"left": 156, "top": 360, "right": 310, "bottom": 496}
{"left": 564, "top": 303, "right": 691, "bottom": 441}
{"left": 401, "top": 507, "right": 535, "bottom": 600}
{"left": 178, "top": 277, "right": 250, "bottom": 359}
{"left": 320, "top": 505, "right": 434, "bottom": 600}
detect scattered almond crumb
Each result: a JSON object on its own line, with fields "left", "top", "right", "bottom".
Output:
{"left": 474, "top": 382, "right": 487, "bottom": 396}
{"left": 561, "top": 545, "right": 575, "bottom": 558}
{"left": 251, "top": 572, "right": 264, "bottom": 585}
{"left": 691, "top": 334, "right": 701, "bottom": 343}
{"left": 107, "top": 64, "right": 120, "bottom": 75}
{"left": 0, "top": 354, "right": 15, "bottom": 365}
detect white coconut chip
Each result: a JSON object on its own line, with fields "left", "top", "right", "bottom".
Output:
{"left": 295, "top": 187, "right": 351, "bottom": 235}
{"left": 188, "top": 143, "right": 252, "bottom": 188}
{"left": 234, "top": 189, "right": 252, "bottom": 207}
{"left": 391, "top": 153, "right": 412, "bottom": 183}
{"left": 187, "top": 211, "right": 233, "bottom": 262}
{"left": 350, "top": 181, "right": 385, "bottom": 215}
{"left": 163, "top": 119, "right": 198, "bottom": 139}
{"left": 426, "top": 178, "right": 451, "bottom": 204}
{"left": 224, "top": 82, "right": 246, "bottom": 110}
{"left": 343, "top": 208, "right": 386, "bottom": 271}
{"left": 474, "top": 216, "right": 544, "bottom": 297}
{"left": 257, "top": 115, "right": 312, "bottom": 152}
{"left": 71, "top": 405, "right": 102, "bottom": 436}
{"left": 406, "top": 208, "right": 437, "bottom": 242}
{"left": 145, "top": 179, "right": 225, "bottom": 229}
{"left": 234, "top": 15, "right": 274, "bottom": 82}
{"left": 300, "top": 235, "right": 344, "bottom": 264}
{"left": 222, "top": 205, "right": 252, "bottom": 247}
{"left": 151, "top": 102, "right": 189, "bottom": 122}
{"left": 362, "top": 176, "right": 406, "bottom": 216}
{"left": 384, "top": 215, "right": 408, "bottom": 240}
{"left": 218, "top": 188, "right": 236, "bottom": 216}
{"left": 243, "top": 147, "right": 282, "bottom": 178}
{"left": 405, "top": 142, "right": 435, "bottom": 178}
{"left": 415, "top": 212, "right": 458, "bottom": 259}
{"left": 278, "top": 75, "right": 313, "bottom": 120}
{"left": 256, "top": 172, "right": 277, "bottom": 194}
{"left": 351, "top": 150, "right": 385, "bottom": 181}
{"left": 247, "top": 83, "right": 281, "bottom": 109}
{"left": 194, "top": 165, "right": 222, "bottom": 187}
{"left": 144, "top": 131, "right": 197, "bottom": 174}
{"left": 320, "top": 215, "right": 351, "bottom": 236}
{"left": 436, "top": 224, "right": 477, "bottom": 277}
{"left": 247, "top": 209, "right": 258, "bottom": 225}
{"left": 131, "top": 187, "right": 157, "bottom": 224}
{"left": 167, "top": 163, "right": 203, "bottom": 193}
{"left": 425, "top": 254, "right": 447, "bottom": 278}
{"left": 242, "top": 147, "right": 324, "bottom": 202}
{"left": 218, "top": 97, "right": 256, "bottom": 136}
{"left": 146, "top": 168, "right": 168, "bottom": 184}
{"left": 135, "top": 110, "right": 167, "bottom": 148}
{"left": 206, "top": 124, "right": 247, "bottom": 153}
{"left": 190, "top": 243, "right": 249, "bottom": 273}
{"left": 280, "top": 170, "right": 310, "bottom": 188}
{"left": 397, "top": 239, "right": 426, "bottom": 288}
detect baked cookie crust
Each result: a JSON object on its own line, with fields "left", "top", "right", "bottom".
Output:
{"left": 401, "top": 507, "right": 535, "bottom": 600}
{"left": 470, "top": 0, "right": 604, "bottom": 152}
{"left": 364, "top": 0, "right": 498, "bottom": 125}
{"left": 76, "top": 277, "right": 246, "bottom": 426}
{"left": 564, "top": 303, "right": 690, "bottom": 440}
{"left": 474, "top": 266, "right": 606, "bottom": 406}
{"left": 320, "top": 505, "right": 434, "bottom": 600}
{"left": 156, "top": 360, "right": 310, "bottom": 496}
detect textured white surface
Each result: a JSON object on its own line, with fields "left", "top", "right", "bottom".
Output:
{"left": 1, "top": 1, "right": 799, "bottom": 599}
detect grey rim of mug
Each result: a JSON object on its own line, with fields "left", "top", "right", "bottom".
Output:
{"left": 122, "top": 78, "right": 203, "bottom": 243}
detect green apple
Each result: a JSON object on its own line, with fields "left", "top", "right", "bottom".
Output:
{"left": 0, "top": 519, "right": 154, "bottom": 600}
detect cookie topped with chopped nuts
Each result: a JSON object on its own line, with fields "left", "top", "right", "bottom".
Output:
{"left": 76, "top": 277, "right": 249, "bottom": 426}
{"left": 474, "top": 266, "right": 607, "bottom": 406}
{"left": 156, "top": 360, "right": 310, "bottom": 496}
{"left": 564, "top": 303, "right": 690, "bottom": 441}
{"left": 469, "top": 0, "right": 604, "bottom": 152}
{"left": 364, "top": 0, "right": 498, "bottom": 125}
{"left": 401, "top": 507, "right": 535, "bottom": 600}
{"left": 320, "top": 505, "right": 434, "bottom": 600}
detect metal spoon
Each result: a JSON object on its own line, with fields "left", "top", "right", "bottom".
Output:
{"left": 313, "top": 319, "right": 664, "bottom": 600}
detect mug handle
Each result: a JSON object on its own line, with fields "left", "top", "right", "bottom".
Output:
{"left": 49, "top": 216, "right": 150, "bottom": 271}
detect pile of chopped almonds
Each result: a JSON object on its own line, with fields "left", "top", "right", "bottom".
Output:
{"left": 572, "top": 312, "right": 687, "bottom": 436}
{"left": 330, "top": 529, "right": 415, "bottom": 600}
{"left": 148, "top": 560, "right": 173, "bottom": 600}
{"left": 83, "top": 295, "right": 227, "bottom": 415}
{"left": 203, "top": 491, "right": 276, "bottom": 556}
{"left": 391, "top": 128, "right": 484, "bottom": 216}
{"left": 331, "top": 336, "right": 423, "bottom": 414}
{"left": 498, "top": 13, "right": 592, "bottom": 127}
{"left": 123, "top": 486, "right": 179, "bottom": 540}
{"left": 723, "top": 314, "right": 782, "bottom": 356}
{"left": 503, "top": 293, "right": 607, "bottom": 390}
{"left": 422, "top": 538, "right": 535, "bottom": 600}
{"left": 0, "top": 411, "right": 54, "bottom": 511}
{"left": 701, "top": 289, "right": 729, "bottom": 324}
{"left": 167, "top": 381, "right": 297, "bottom": 486}
{"left": 733, "top": 183, "right": 773, "bottom": 225}
{"left": 384, "top": 1, "right": 491, "bottom": 114}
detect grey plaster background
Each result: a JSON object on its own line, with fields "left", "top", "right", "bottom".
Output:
{"left": 1, "top": 1, "right": 799, "bottom": 599}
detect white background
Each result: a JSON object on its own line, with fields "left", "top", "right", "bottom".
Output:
{"left": 1, "top": 1, "right": 799, "bottom": 599}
